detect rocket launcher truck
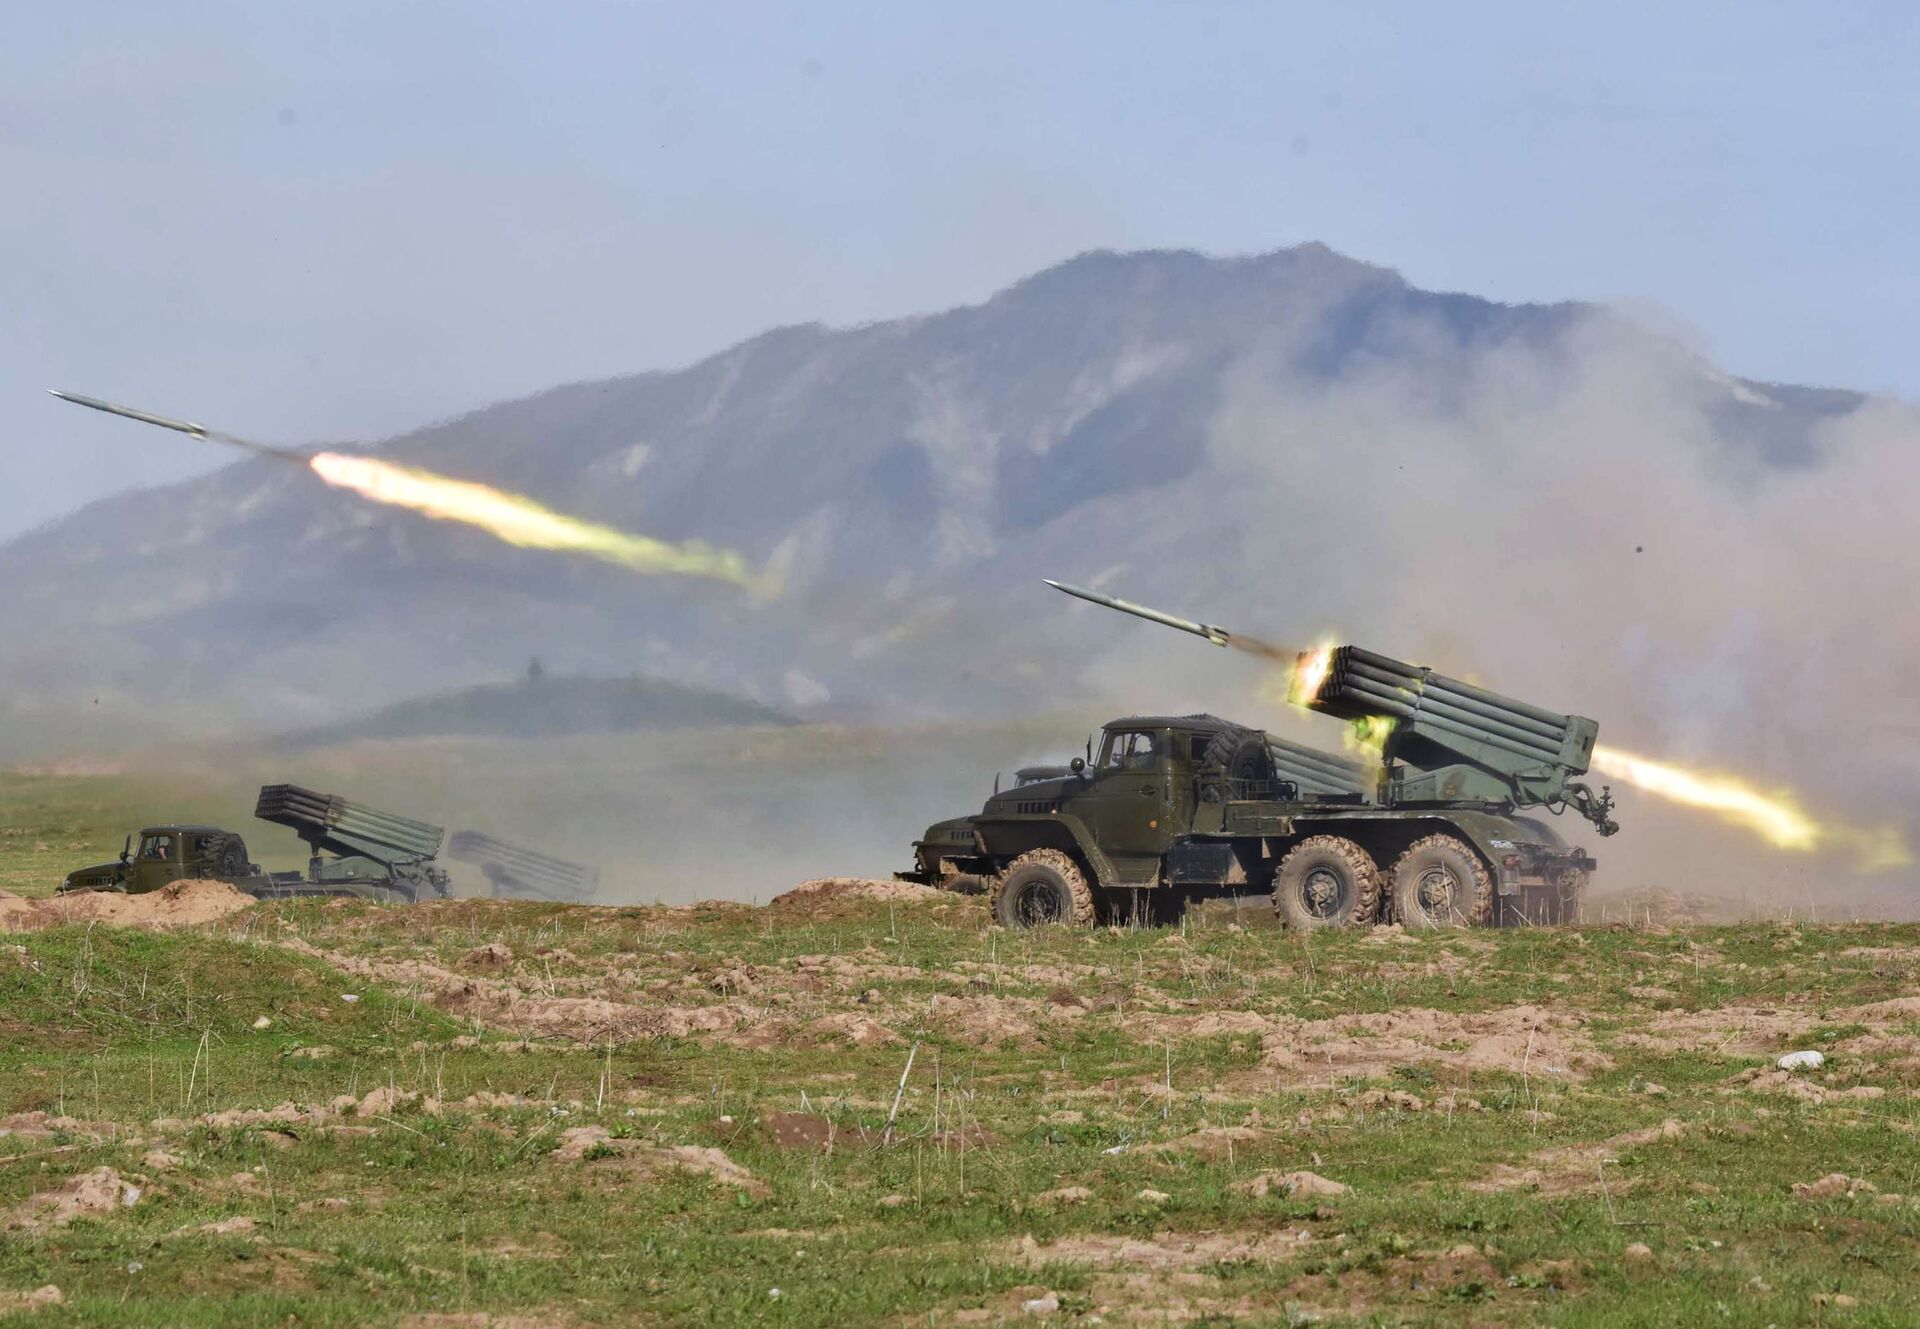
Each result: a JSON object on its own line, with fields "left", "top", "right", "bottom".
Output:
{"left": 61, "top": 785, "right": 453, "bottom": 904}
{"left": 899, "top": 585, "right": 1615, "bottom": 930}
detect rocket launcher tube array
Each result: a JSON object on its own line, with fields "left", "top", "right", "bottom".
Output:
{"left": 1340, "top": 655, "right": 1569, "bottom": 742}
{"left": 254, "top": 784, "right": 446, "bottom": 864}
{"left": 447, "top": 830, "right": 599, "bottom": 902}
{"left": 1306, "top": 645, "right": 1595, "bottom": 774}
{"left": 1265, "top": 735, "right": 1370, "bottom": 797}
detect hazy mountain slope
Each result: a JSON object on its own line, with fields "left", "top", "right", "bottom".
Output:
{"left": 0, "top": 244, "right": 1868, "bottom": 752}
{"left": 282, "top": 671, "right": 795, "bottom": 747}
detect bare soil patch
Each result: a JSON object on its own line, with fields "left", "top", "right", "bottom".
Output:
{"left": 4, "top": 1167, "right": 142, "bottom": 1231}
{"left": 1613, "top": 1004, "right": 1814, "bottom": 1056}
{"left": 1472, "top": 1119, "right": 1686, "bottom": 1194}
{"left": 769, "top": 877, "right": 951, "bottom": 911}
{"left": 1258, "top": 1004, "right": 1609, "bottom": 1084}
{"left": 1015, "top": 1227, "right": 1314, "bottom": 1272}
{"left": 0, "top": 880, "right": 256, "bottom": 933}
{"left": 547, "top": 1128, "right": 768, "bottom": 1197}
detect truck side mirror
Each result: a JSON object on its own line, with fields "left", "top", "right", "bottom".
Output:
{"left": 1070, "top": 757, "right": 1086, "bottom": 776}
{"left": 120, "top": 834, "right": 131, "bottom": 864}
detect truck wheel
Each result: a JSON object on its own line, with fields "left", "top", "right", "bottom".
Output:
{"left": 1272, "top": 836, "right": 1381, "bottom": 929}
{"left": 1390, "top": 835, "right": 1494, "bottom": 929}
{"left": 993, "top": 849, "right": 1098, "bottom": 928}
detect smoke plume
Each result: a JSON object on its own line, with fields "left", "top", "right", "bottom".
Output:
{"left": 1180, "top": 308, "right": 1920, "bottom": 910}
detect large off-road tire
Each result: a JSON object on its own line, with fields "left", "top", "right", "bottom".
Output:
{"left": 1272, "top": 836, "right": 1381, "bottom": 930}
{"left": 1194, "top": 725, "right": 1277, "bottom": 802}
{"left": 1390, "top": 835, "right": 1494, "bottom": 929}
{"left": 993, "top": 849, "right": 1099, "bottom": 928}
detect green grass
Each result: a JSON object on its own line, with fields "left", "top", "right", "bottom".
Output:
{"left": 4, "top": 774, "right": 1920, "bottom": 1326}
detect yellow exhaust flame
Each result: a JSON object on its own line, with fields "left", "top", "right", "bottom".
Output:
{"left": 1591, "top": 744, "right": 1911, "bottom": 870}
{"left": 1287, "top": 640, "right": 1337, "bottom": 707}
{"left": 307, "top": 452, "right": 756, "bottom": 589}
{"left": 1345, "top": 714, "right": 1396, "bottom": 760}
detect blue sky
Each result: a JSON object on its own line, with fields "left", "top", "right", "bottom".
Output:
{"left": 4, "top": 2, "right": 1917, "bottom": 540}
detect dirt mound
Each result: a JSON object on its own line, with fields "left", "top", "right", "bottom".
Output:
{"left": 768, "top": 877, "right": 948, "bottom": 909}
{"left": 1259, "top": 1004, "right": 1608, "bottom": 1084}
{"left": 4, "top": 1167, "right": 142, "bottom": 1232}
{"left": 0, "top": 880, "right": 256, "bottom": 933}
{"left": 1614, "top": 1004, "right": 1813, "bottom": 1056}
{"left": 1473, "top": 1119, "right": 1685, "bottom": 1194}
{"left": 0, "top": 1287, "right": 62, "bottom": 1313}
{"left": 547, "top": 1128, "right": 768, "bottom": 1196}
{"left": 1015, "top": 1227, "right": 1313, "bottom": 1271}
{"left": 1236, "top": 1170, "right": 1351, "bottom": 1199}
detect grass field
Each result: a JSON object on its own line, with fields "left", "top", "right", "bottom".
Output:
{"left": 4, "top": 772, "right": 1920, "bottom": 1326}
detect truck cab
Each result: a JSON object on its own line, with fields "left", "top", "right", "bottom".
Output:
{"left": 60, "top": 825, "right": 259, "bottom": 895}
{"left": 966, "top": 717, "right": 1230, "bottom": 887}
{"left": 1049, "top": 719, "right": 1215, "bottom": 881}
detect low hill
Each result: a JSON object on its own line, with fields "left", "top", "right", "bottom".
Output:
{"left": 285, "top": 670, "right": 795, "bottom": 746}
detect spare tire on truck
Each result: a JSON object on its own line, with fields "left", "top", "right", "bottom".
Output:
{"left": 1194, "top": 725, "right": 1278, "bottom": 802}
{"left": 1272, "top": 835, "right": 1381, "bottom": 929}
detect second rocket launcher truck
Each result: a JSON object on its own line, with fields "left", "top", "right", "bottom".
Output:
{"left": 900, "top": 585, "right": 1616, "bottom": 930}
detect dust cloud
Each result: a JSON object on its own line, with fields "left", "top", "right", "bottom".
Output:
{"left": 1179, "top": 307, "right": 1920, "bottom": 913}
{"left": 52, "top": 719, "right": 1098, "bottom": 907}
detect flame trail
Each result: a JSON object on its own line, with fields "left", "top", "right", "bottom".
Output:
{"left": 307, "top": 452, "right": 756, "bottom": 588}
{"left": 1591, "top": 744, "right": 1911, "bottom": 870}
{"left": 47, "top": 391, "right": 759, "bottom": 589}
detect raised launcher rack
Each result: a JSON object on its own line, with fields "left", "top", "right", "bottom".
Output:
{"left": 254, "top": 784, "right": 452, "bottom": 902}
{"left": 447, "top": 831, "right": 600, "bottom": 902}
{"left": 1265, "top": 734, "right": 1370, "bottom": 801}
{"left": 1299, "top": 646, "right": 1619, "bottom": 835}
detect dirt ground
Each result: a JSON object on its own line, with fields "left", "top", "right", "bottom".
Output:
{"left": 0, "top": 879, "right": 257, "bottom": 932}
{"left": 4, "top": 875, "right": 1920, "bottom": 1326}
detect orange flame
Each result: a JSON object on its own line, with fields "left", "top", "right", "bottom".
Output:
{"left": 1288, "top": 640, "right": 1337, "bottom": 707}
{"left": 307, "top": 452, "right": 756, "bottom": 589}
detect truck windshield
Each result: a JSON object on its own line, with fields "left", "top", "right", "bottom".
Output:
{"left": 1099, "top": 730, "right": 1159, "bottom": 772}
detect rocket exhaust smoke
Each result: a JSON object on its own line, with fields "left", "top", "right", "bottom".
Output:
{"left": 305, "top": 452, "right": 754, "bottom": 586}
{"left": 52, "top": 390, "right": 758, "bottom": 588}
{"left": 1590, "top": 744, "right": 1911, "bottom": 870}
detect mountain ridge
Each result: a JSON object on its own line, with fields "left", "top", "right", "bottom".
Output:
{"left": 0, "top": 242, "right": 1868, "bottom": 757}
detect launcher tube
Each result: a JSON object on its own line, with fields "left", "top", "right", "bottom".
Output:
{"left": 1343, "top": 659, "right": 1568, "bottom": 741}
{"left": 1347, "top": 645, "right": 1572, "bottom": 728}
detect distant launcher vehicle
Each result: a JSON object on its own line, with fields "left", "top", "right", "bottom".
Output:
{"left": 448, "top": 831, "right": 600, "bottom": 902}
{"left": 900, "top": 584, "right": 1618, "bottom": 931}
{"left": 61, "top": 785, "right": 452, "bottom": 904}
{"left": 59, "top": 785, "right": 601, "bottom": 905}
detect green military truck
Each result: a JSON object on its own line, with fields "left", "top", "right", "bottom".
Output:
{"left": 901, "top": 643, "right": 1616, "bottom": 930}
{"left": 62, "top": 825, "right": 270, "bottom": 896}
{"left": 61, "top": 785, "right": 453, "bottom": 904}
